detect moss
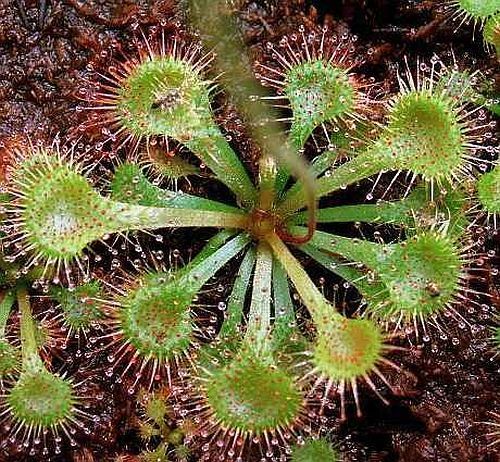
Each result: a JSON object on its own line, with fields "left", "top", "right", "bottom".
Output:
{"left": 291, "top": 438, "right": 340, "bottom": 462}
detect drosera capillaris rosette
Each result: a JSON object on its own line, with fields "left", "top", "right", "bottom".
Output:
{"left": 78, "top": 12, "right": 500, "bottom": 462}
{"left": 0, "top": 6, "right": 498, "bottom": 458}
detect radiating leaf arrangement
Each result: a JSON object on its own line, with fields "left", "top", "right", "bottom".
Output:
{"left": 0, "top": 1, "right": 498, "bottom": 460}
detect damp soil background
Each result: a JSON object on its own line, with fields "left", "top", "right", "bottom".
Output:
{"left": 0, "top": 0, "right": 499, "bottom": 461}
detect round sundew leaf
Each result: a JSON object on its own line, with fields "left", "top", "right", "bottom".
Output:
{"left": 285, "top": 60, "right": 356, "bottom": 128}
{"left": 204, "top": 350, "right": 303, "bottom": 435}
{"left": 14, "top": 154, "right": 119, "bottom": 262}
{"left": 381, "top": 91, "right": 464, "bottom": 179}
{"left": 458, "top": 0, "right": 500, "bottom": 19}
{"left": 6, "top": 368, "right": 75, "bottom": 428}
{"left": 291, "top": 438, "right": 339, "bottom": 462}
{"left": 477, "top": 166, "right": 500, "bottom": 214}
{"left": 0, "top": 339, "right": 19, "bottom": 377}
{"left": 116, "top": 56, "right": 214, "bottom": 141}
{"left": 372, "top": 233, "right": 462, "bottom": 320}
{"left": 284, "top": 59, "right": 358, "bottom": 148}
{"left": 119, "top": 273, "right": 194, "bottom": 362}
{"left": 313, "top": 317, "right": 384, "bottom": 381}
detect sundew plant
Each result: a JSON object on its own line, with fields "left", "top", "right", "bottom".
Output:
{"left": 0, "top": 0, "right": 499, "bottom": 461}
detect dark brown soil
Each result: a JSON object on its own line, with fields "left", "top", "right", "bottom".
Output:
{"left": 0, "top": 1, "right": 498, "bottom": 461}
